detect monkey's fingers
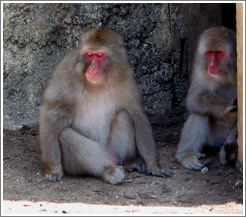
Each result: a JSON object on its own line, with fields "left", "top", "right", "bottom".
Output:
{"left": 197, "top": 153, "right": 207, "bottom": 159}
{"left": 180, "top": 155, "right": 203, "bottom": 170}
{"left": 45, "top": 172, "right": 63, "bottom": 182}
{"left": 200, "top": 157, "right": 213, "bottom": 166}
{"left": 149, "top": 169, "right": 173, "bottom": 178}
{"left": 228, "top": 105, "right": 237, "bottom": 113}
{"left": 124, "top": 159, "right": 147, "bottom": 174}
{"left": 225, "top": 97, "right": 237, "bottom": 113}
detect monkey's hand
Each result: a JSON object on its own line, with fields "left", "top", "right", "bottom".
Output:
{"left": 148, "top": 168, "right": 173, "bottom": 178}
{"left": 124, "top": 158, "right": 148, "bottom": 174}
{"left": 225, "top": 97, "right": 237, "bottom": 114}
{"left": 124, "top": 160, "right": 172, "bottom": 178}
{"left": 180, "top": 154, "right": 204, "bottom": 170}
{"left": 145, "top": 163, "right": 173, "bottom": 178}
{"left": 219, "top": 142, "right": 238, "bottom": 165}
{"left": 45, "top": 165, "right": 64, "bottom": 182}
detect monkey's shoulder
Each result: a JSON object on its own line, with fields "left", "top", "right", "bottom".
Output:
{"left": 51, "top": 49, "right": 80, "bottom": 75}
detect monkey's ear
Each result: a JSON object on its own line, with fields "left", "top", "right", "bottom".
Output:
{"left": 114, "top": 31, "right": 124, "bottom": 47}
{"left": 75, "top": 50, "right": 86, "bottom": 65}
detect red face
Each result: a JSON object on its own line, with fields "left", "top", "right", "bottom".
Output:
{"left": 85, "top": 50, "right": 107, "bottom": 84}
{"left": 205, "top": 50, "right": 225, "bottom": 75}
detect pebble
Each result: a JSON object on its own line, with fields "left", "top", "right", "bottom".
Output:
{"left": 201, "top": 167, "right": 208, "bottom": 174}
{"left": 234, "top": 179, "right": 243, "bottom": 188}
{"left": 124, "top": 192, "right": 136, "bottom": 200}
{"left": 36, "top": 178, "right": 43, "bottom": 183}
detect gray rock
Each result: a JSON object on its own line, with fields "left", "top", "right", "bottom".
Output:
{"left": 3, "top": 3, "right": 222, "bottom": 129}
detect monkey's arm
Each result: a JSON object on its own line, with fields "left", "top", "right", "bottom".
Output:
{"left": 131, "top": 111, "right": 173, "bottom": 177}
{"left": 39, "top": 54, "right": 79, "bottom": 181}
{"left": 39, "top": 105, "right": 72, "bottom": 181}
{"left": 40, "top": 80, "right": 75, "bottom": 182}
{"left": 186, "top": 85, "right": 235, "bottom": 117}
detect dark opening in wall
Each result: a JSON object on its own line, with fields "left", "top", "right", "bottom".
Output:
{"left": 221, "top": 3, "right": 236, "bottom": 30}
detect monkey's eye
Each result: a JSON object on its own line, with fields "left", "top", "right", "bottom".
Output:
{"left": 205, "top": 51, "right": 214, "bottom": 58}
{"left": 216, "top": 50, "right": 225, "bottom": 59}
{"left": 86, "top": 52, "right": 93, "bottom": 57}
{"left": 85, "top": 51, "right": 94, "bottom": 61}
{"left": 96, "top": 52, "right": 106, "bottom": 58}
{"left": 85, "top": 50, "right": 106, "bottom": 62}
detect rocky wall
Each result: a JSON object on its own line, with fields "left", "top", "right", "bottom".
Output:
{"left": 3, "top": 3, "right": 222, "bottom": 129}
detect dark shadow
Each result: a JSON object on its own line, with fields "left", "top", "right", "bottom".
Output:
{"left": 221, "top": 3, "right": 236, "bottom": 30}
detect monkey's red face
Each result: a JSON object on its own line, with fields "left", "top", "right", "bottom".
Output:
{"left": 85, "top": 50, "right": 107, "bottom": 84}
{"left": 205, "top": 50, "right": 225, "bottom": 75}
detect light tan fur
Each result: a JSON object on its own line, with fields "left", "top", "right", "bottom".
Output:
{"left": 40, "top": 28, "right": 172, "bottom": 184}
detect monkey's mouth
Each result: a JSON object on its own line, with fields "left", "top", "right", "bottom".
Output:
{"left": 208, "top": 66, "right": 219, "bottom": 75}
{"left": 85, "top": 60, "right": 105, "bottom": 84}
{"left": 208, "top": 68, "right": 219, "bottom": 77}
{"left": 85, "top": 70, "right": 105, "bottom": 84}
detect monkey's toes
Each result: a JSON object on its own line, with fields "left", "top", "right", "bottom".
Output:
{"left": 45, "top": 172, "right": 63, "bottom": 182}
{"left": 161, "top": 170, "right": 173, "bottom": 177}
{"left": 150, "top": 169, "right": 173, "bottom": 178}
{"left": 124, "top": 161, "right": 147, "bottom": 174}
{"left": 102, "top": 165, "right": 125, "bottom": 185}
{"left": 181, "top": 155, "right": 204, "bottom": 170}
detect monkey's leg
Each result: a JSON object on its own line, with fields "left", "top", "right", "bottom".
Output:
{"left": 59, "top": 128, "right": 125, "bottom": 185}
{"left": 176, "top": 114, "right": 210, "bottom": 170}
{"left": 108, "top": 109, "right": 148, "bottom": 174}
{"left": 39, "top": 108, "right": 65, "bottom": 182}
{"left": 131, "top": 111, "right": 173, "bottom": 177}
{"left": 108, "top": 110, "right": 137, "bottom": 165}
{"left": 219, "top": 125, "right": 238, "bottom": 165}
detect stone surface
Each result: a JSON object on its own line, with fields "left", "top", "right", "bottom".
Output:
{"left": 3, "top": 3, "right": 222, "bottom": 129}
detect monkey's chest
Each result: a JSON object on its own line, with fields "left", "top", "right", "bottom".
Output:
{"left": 73, "top": 98, "right": 118, "bottom": 145}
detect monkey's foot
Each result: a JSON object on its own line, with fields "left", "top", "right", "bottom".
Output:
{"left": 219, "top": 142, "right": 238, "bottom": 165}
{"left": 102, "top": 165, "right": 125, "bottom": 185}
{"left": 44, "top": 164, "right": 63, "bottom": 182}
{"left": 180, "top": 154, "right": 203, "bottom": 170}
{"left": 124, "top": 160, "right": 172, "bottom": 178}
{"left": 45, "top": 171, "right": 63, "bottom": 182}
{"left": 124, "top": 159, "right": 147, "bottom": 174}
{"left": 149, "top": 169, "right": 173, "bottom": 178}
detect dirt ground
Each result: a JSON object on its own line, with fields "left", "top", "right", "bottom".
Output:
{"left": 2, "top": 105, "right": 244, "bottom": 215}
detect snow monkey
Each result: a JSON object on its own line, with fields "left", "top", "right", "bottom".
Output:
{"left": 176, "top": 27, "right": 237, "bottom": 170}
{"left": 40, "top": 28, "right": 172, "bottom": 184}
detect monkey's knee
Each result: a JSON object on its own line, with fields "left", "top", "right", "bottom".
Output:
{"left": 59, "top": 128, "right": 73, "bottom": 145}
{"left": 59, "top": 128, "right": 86, "bottom": 174}
{"left": 115, "top": 109, "right": 134, "bottom": 128}
{"left": 102, "top": 165, "right": 125, "bottom": 185}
